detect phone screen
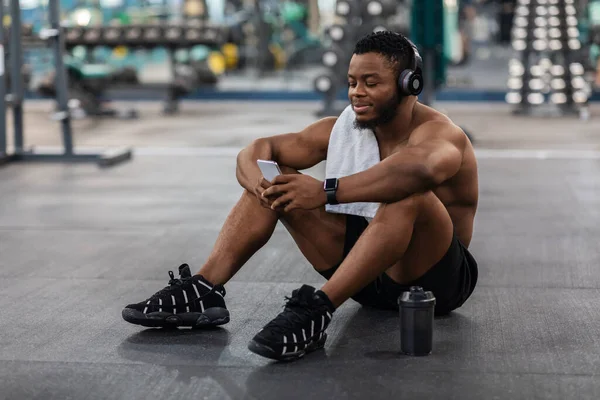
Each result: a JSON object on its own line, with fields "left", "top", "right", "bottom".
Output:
{"left": 257, "top": 160, "right": 282, "bottom": 181}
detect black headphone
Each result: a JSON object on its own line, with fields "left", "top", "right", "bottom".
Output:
{"left": 398, "top": 38, "right": 424, "bottom": 96}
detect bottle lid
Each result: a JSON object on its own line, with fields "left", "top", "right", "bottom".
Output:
{"left": 398, "top": 286, "right": 436, "bottom": 305}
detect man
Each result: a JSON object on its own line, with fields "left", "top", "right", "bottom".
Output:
{"left": 122, "top": 31, "right": 479, "bottom": 362}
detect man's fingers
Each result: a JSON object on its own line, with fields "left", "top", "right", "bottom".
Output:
{"left": 271, "top": 175, "right": 286, "bottom": 185}
{"left": 271, "top": 193, "right": 293, "bottom": 210}
{"left": 263, "top": 183, "right": 289, "bottom": 198}
{"left": 257, "top": 176, "right": 272, "bottom": 192}
{"left": 272, "top": 174, "right": 296, "bottom": 185}
{"left": 254, "top": 186, "right": 272, "bottom": 209}
{"left": 260, "top": 177, "right": 272, "bottom": 189}
{"left": 259, "top": 196, "right": 273, "bottom": 209}
{"left": 283, "top": 201, "right": 297, "bottom": 213}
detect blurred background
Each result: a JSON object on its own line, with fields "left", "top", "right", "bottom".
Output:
{"left": 2, "top": 0, "right": 598, "bottom": 117}
{"left": 0, "top": 0, "right": 597, "bottom": 161}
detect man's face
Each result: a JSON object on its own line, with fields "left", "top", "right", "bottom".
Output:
{"left": 347, "top": 52, "right": 400, "bottom": 130}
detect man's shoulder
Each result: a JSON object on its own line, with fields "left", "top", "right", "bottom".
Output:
{"left": 297, "top": 116, "right": 338, "bottom": 139}
{"left": 311, "top": 116, "right": 338, "bottom": 131}
{"left": 409, "top": 116, "right": 464, "bottom": 145}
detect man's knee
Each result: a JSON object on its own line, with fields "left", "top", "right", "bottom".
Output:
{"left": 279, "top": 202, "right": 346, "bottom": 271}
{"left": 373, "top": 192, "right": 452, "bottom": 240}
{"left": 375, "top": 192, "right": 431, "bottom": 222}
{"left": 278, "top": 165, "right": 301, "bottom": 175}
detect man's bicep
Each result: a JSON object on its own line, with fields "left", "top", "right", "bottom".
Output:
{"left": 270, "top": 117, "right": 335, "bottom": 170}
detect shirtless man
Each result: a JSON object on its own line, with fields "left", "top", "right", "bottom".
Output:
{"left": 122, "top": 31, "right": 479, "bottom": 362}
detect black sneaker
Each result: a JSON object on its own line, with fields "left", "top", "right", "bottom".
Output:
{"left": 248, "top": 284, "right": 335, "bottom": 361}
{"left": 122, "top": 264, "right": 230, "bottom": 328}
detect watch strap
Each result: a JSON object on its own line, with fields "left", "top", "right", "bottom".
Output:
{"left": 324, "top": 178, "right": 339, "bottom": 205}
{"left": 326, "top": 189, "right": 338, "bottom": 205}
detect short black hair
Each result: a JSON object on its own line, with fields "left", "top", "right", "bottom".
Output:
{"left": 353, "top": 31, "right": 414, "bottom": 76}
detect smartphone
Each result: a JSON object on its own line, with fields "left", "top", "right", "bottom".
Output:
{"left": 257, "top": 159, "right": 282, "bottom": 182}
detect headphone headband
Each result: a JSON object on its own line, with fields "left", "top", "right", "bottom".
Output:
{"left": 405, "top": 38, "right": 423, "bottom": 74}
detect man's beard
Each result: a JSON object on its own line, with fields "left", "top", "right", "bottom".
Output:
{"left": 353, "top": 93, "right": 400, "bottom": 131}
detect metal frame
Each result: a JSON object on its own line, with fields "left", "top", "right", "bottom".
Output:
{"left": 0, "top": 0, "right": 132, "bottom": 168}
{"left": 316, "top": 1, "right": 363, "bottom": 117}
{"left": 0, "top": 0, "right": 6, "bottom": 164}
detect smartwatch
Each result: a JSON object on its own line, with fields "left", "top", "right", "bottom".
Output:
{"left": 324, "top": 178, "right": 339, "bottom": 205}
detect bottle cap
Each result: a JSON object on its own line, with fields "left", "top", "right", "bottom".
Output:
{"left": 398, "top": 286, "right": 436, "bottom": 306}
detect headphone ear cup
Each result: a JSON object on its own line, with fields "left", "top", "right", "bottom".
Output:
{"left": 409, "top": 73, "right": 423, "bottom": 95}
{"left": 397, "top": 69, "right": 413, "bottom": 95}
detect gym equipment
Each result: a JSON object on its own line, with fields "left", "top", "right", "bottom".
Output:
{"left": 183, "top": 0, "right": 209, "bottom": 20}
{"left": 279, "top": 1, "right": 324, "bottom": 69}
{"left": 238, "top": 0, "right": 282, "bottom": 75}
{"left": 505, "top": 0, "right": 591, "bottom": 118}
{"left": 410, "top": 0, "right": 447, "bottom": 106}
{"left": 413, "top": 0, "right": 474, "bottom": 141}
{"left": 220, "top": 0, "right": 322, "bottom": 75}
{"left": 36, "top": 62, "right": 141, "bottom": 119}
{"left": 0, "top": 0, "right": 132, "bottom": 168}
{"left": 60, "top": 23, "right": 226, "bottom": 48}
{"left": 443, "top": 0, "right": 465, "bottom": 66}
{"left": 498, "top": 0, "right": 516, "bottom": 44}
{"left": 35, "top": 22, "right": 228, "bottom": 115}
{"left": 587, "top": 1, "right": 600, "bottom": 50}
{"left": 315, "top": 0, "right": 409, "bottom": 116}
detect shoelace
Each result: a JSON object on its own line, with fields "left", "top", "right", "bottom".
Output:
{"left": 149, "top": 270, "right": 191, "bottom": 301}
{"left": 264, "top": 296, "right": 322, "bottom": 336}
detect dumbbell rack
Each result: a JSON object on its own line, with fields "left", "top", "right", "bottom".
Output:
{"left": 0, "top": 0, "right": 132, "bottom": 168}
{"left": 314, "top": 0, "right": 399, "bottom": 117}
{"left": 506, "top": 0, "right": 591, "bottom": 118}
{"left": 54, "top": 22, "right": 227, "bottom": 115}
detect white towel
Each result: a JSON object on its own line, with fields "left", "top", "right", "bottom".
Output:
{"left": 325, "top": 105, "right": 381, "bottom": 219}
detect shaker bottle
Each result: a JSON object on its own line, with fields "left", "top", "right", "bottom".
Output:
{"left": 398, "top": 286, "right": 436, "bottom": 356}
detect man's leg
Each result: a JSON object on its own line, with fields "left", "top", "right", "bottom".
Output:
{"left": 246, "top": 191, "right": 454, "bottom": 361}
{"left": 321, "top": 191, "right": 454, "bottom": 307}
{"left": 196, "top": 189, "right": 279, "bottom": 285}
{"left": 198, "top": 167, "right": 347, "bottom": 285}
{"left": 123, "top": 166, "right": 346, "bottom": 329}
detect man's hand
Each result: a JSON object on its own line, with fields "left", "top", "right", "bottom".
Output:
{"left": 262, "top": 174, "right": 327, "bottom": 213}
{"left": 253, "top": 177, "right": 276, "bottom": 209}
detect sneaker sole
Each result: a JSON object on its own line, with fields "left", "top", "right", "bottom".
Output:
{"left": 122, "top": 307, "right": 230, "bottom": 328}
{"left": 247, "top": 333, "right": 327, "bottom": 361}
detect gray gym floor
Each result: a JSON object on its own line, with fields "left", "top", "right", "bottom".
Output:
{"left": 2, "top": 101, "right": 600, "bottom": 399}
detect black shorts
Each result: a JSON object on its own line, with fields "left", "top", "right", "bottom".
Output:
{"left": 318, "top": 215, "right": 479, "bottom": 316}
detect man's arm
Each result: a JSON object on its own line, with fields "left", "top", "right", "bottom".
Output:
{"left": 269, "top": 117, "right": 336, "bottom": 169}
{"left": 236, "top": 117, "right": 336, "bottom": 192}
{"left": 336, "top": 122, "right": 466, "bottom": 204}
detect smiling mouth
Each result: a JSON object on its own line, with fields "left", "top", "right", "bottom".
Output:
{"left": 353, "top": 104, "right": 371, "bottom": 113}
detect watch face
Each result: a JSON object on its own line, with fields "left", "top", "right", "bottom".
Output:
{"left": 325, "top": 178, "right": 338, "bottom": 190}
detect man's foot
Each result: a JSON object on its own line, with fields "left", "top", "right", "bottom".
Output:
{"left": 248, "top": 285, "right": 335, "bottom": 361}
{"left": 122, "top": 264, "right": 230, "bottom": 328}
